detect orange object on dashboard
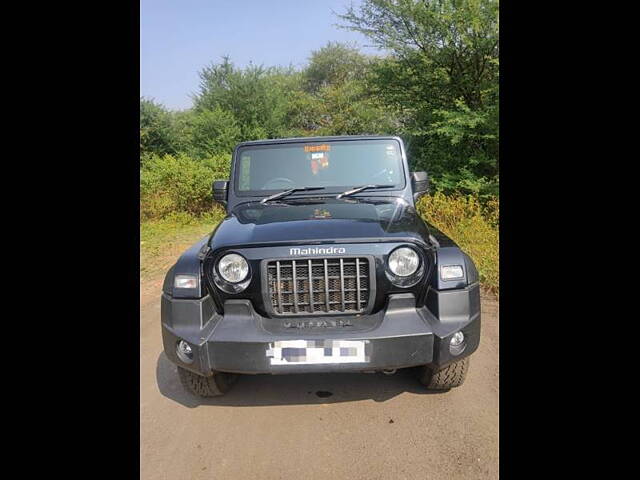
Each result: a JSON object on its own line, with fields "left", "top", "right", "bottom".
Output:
{"left": 304, "top": 144, "right": 331, "bottom": 152}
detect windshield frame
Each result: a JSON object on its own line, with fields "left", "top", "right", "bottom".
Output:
{"left": 231, "top": 137, "right": 408, "bottom": 198}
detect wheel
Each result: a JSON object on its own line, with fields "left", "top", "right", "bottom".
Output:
{"left": 418, "top": 358, "right": 469, "bottom": 390}
{"left": 177, "top": 366, "right": 237, "bottom": 397}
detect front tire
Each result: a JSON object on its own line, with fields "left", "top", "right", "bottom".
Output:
{"left": 419, "top": 358, "right": 469, "bottom": 390}
{"left": 177, "top": 366, "right": 237, "bottom": 397}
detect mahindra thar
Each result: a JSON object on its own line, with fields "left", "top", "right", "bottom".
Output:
{"left": 161, "top": 136, "right": 481, "bottom": 397}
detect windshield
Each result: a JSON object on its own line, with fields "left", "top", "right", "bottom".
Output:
{"left": 234, "top": 139, "right": 405, "bottom": 195}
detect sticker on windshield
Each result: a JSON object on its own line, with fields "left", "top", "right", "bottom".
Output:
{"left": 310, "top": 151, "right": 329, "bottom": 175}
{"left": 304, "top": 144, "right": 331, "bottom": 152}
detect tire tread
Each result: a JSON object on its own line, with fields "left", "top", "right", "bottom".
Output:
{"left": 177, "top": 367, "right": 236, "bottom": 397}
{"left": 419, "top": 358, "right": 469, "bottom": 390}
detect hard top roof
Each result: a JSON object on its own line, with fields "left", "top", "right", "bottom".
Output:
{"left": 235, "top": 135, "right": 402, "bottom": 147}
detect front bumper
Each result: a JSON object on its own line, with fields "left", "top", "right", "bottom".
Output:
{"left": 161, "top": 285, "right": 481, "bottom": 376}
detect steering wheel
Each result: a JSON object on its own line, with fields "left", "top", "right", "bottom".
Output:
{"left": 262, "top": 177, "right": 296, "bottom": 190}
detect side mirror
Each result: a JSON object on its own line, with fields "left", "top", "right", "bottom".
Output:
{"left": 411, "top": 171, "right": 429, "bottom": 201}
{"left": 212, "top": 180, "right": 229, "bottom": 207}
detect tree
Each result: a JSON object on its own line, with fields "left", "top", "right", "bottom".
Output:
{"left": 338, "top": 0, "right": 499, "bottom": 196}
{"left": 139, "top": 97, "right": 182, "bottom": 158}
{"left": 315, "top": 79, "right": 400, "bottom": 136}
{"left": 184, "top": 107, "right": 241, "bottom": 159}
{"left": 193, "top": 57, "right": 295, "bottom": 141}
{"left": 304, "top": 42, "right": 369, "bottom": 93}
{"left": 301, "top": 42, "right": 400, "bottom": 136}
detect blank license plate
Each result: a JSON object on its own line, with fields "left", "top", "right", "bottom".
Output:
{"left": 266, "top": 339, "right": 369, "bottom": 365}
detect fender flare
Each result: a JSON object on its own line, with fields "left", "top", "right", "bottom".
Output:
{"left": 162, "top": 236, "right": 210, "bottom": 298}
{"left": 430, "top": 246, "right": 479, "bottom": 290}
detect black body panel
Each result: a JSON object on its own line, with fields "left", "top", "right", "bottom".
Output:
{"left": 208, "top": 197, "right": 432, "bottom": 250}
{"left": 162, "top": 289, "right": 480, "bottom": 375}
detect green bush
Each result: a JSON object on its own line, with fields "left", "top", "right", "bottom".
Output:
{"left": 140, "top": 153, "right": 231, "bottom": 220}
{"left": 417, "top": 192, "right": 499, "bottom": 294}
{"left": 184, "top": 107, "right": 241, "bottom": 159}
{"left": 140, "top": 97, "right": 182, "bottom": 158}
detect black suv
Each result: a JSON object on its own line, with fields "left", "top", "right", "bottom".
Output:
{"left": 161, "top": 136, "right": 481, "bottom": 397}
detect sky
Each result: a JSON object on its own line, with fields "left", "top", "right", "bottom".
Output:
{"left": 140, "top": 0, "right": 376, "bottom": 111}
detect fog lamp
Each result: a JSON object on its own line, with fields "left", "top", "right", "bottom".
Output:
{"left": 449, "top": 331, "right": 466, "bottom": 355}
{"left": 176, "top": 340, "right": 194, "bottom": 364}
{"left": 451, "top": 331, "right": 464, "bottom": 346}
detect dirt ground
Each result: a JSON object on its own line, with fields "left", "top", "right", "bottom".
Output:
{"left": 140, "top": 268, "right": 499, "bottom": 479}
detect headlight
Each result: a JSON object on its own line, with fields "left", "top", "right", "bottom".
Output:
{"left": 388, "top": 247, "right": 420, "bottom": 277}
{"left": 217, "top": 253, "right": 249, "bottom": 283}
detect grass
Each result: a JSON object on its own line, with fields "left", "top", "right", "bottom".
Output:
{"left": 140, "top": 194, "right": 499, "bottom": 294}
{"left": 416, "top": 193, "right": 499, "bottom": 295}
{"left": 140, "top": 210, "right": 225, "bottom": 281}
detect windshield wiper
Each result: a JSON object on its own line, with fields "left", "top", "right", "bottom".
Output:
{"left": 260, "top": 186, "right": 325, "bottom": 204}
{"left": 336, "top": 184, "right": 395, "bottom": 199}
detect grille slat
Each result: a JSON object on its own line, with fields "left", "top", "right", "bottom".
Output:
{"left": 307, "top": 259, "right": 314, "bottom": 313}
{"left": 324, "top": 259, "right": 330, "bottom": 312}
{"left": 267, "top": 257, "right": 370, "bottom": 316}
{"left": 292, "top": 260, "right": 299, "bottom": 313}
{"left": 356, "top": 258, "right": 361, "bottom": 308}
{"left": 276, "top": 262, "right": 283, "bottom": 314}
{"left": 339, "top": 258, "right": 345, "bottom": 311}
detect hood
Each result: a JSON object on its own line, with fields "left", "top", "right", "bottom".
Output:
{"left": 209, "top": 197, "right": 434, "bottom": 250}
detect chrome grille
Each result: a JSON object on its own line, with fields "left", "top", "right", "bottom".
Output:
{"left": 267, "top": 258, "right": 370, "bottom": 315}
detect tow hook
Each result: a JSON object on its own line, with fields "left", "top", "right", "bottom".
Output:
{"left": 382, "top": 369, "right": 397, "bottom": 375}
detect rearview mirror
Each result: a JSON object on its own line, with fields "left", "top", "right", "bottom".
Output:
{"left": 212, "top": 180, "right": 229, "bottom": 207}
{"left": 411, "top": 171, "right": 429, "bottom": 201}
